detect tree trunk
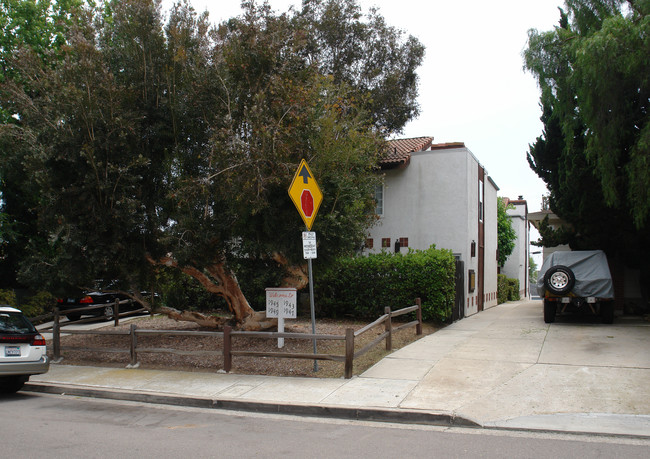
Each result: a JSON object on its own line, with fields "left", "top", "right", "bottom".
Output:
{"left": 147, "top": 255, "right": 278, "bottom": 330}
{"left": 272, "top": 252, "right": 309, "bottom": 290}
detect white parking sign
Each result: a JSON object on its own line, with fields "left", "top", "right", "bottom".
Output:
{"left": 302, "top": 232, "right": 317, "bottom": 259}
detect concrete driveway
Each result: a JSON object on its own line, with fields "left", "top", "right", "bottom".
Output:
{"left": 363, "top": 299, "right": 650, "bottom": 434}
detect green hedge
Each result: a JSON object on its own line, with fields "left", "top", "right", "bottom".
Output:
{"left": 507, "top": 278, "right": 520, "bottom": 301}
{"left": 314, "top": 246, "right": 455, "bottom": 321}
{"left": 497, "top": 274, "right": 520, "bottom": 304}
{"left": 0, "top": 289, "right": 56, "bottom": 318}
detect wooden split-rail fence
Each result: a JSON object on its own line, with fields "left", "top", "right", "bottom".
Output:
{"left": 43, "top": 299, "right": 423, "bottom": 379}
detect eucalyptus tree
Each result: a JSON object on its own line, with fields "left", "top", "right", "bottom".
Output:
{"left": 1, "top": 0, "right": 424, "bottom": 328}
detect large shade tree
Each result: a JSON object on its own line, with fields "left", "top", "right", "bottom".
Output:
{"left": 0, "top": 0, "right": 424, "bottom": 328}
{"left": 0, "top": 0, "right": 84, "bottom": 287}
{"left": 524, "top": 0, "right": 649, "bottom": 269}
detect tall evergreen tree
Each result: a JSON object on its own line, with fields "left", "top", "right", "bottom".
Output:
{"left": 524, "top": 0, "right": 649, "bottom": 268}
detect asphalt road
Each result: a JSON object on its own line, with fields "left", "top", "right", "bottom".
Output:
{"left": 2, "top": 392, "right": 649, "bottom": 458}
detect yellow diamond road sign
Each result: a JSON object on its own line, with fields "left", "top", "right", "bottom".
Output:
{"left": 288, "top": 159, "right": 323, "bottom": 230}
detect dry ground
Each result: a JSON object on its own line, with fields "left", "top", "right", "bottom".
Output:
{"left": 49, "top": 315, "right": 441, "bottom": 378}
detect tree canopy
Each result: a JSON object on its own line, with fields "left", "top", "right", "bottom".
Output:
{"left": 524, "top": 0, "right": 649, "bottom": 267}
{"left": 0, "top": 0, "right": 425, "bottom": 325}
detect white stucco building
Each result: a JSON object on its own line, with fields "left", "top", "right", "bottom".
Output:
{"left": 364, "top": 137, "right": 499, "bottom": 317}
{"left": 500, "top": 197, "right": 530, "bottom": 299}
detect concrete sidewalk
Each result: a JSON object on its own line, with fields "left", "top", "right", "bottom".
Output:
{"left": 26, "top": 300, "right": 650, "bottom": 437}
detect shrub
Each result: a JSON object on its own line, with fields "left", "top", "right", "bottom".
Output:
{"left": 0, "top": 290, "right": 56, "bottom": 318}
{"left": 497, "top": 275, "right": 520, "bottom": 303}
{"left": 0, "top": 289, "right": 17, "bottom": 307}
{"left": 315, "top": 246, "right": 455, "bottom": 321}
{"left": 497, "top": 274, "right": 509, "bottom": 304}
{"left": 21, "top": 291, "right": 56, "bottom": 318}
{"left": 507, "top": 278, "right": 520, "bottom": 301}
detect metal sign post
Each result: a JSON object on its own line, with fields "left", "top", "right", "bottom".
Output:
{"left": 288, "top": 160, "right": 322, "bottom": 372}
{"left": 303, "top": 231, "right": 318, "bottom": 372}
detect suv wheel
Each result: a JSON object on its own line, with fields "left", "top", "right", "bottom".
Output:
{"left": 544, "top": 265, "right": 576, "bottom": 295}
{"left": 543, "top": 299, "right": 556, "bottom": 323}
{"left": 601, "top": 302, "right": 615, "bottom": 324}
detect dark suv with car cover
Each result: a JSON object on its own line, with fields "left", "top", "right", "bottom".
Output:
{"left": 537, "top": 250, "right": 615, "bottom": 324}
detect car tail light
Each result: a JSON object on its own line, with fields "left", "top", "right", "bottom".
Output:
{"left": 56, "top": 298, "right": 64, "bottom": 303}
{"left": 0, "top": 335, "right": 33, "bottom": 344}
{"left": 79, "top": 296, "right": 94, "bottom": 304}
{"left": 32, "top": 334, "right": 47, "bottom": 346}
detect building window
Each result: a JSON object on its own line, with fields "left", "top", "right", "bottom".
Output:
{"left": 382, "top": 238, "right": 391, "bottom": 248}
{"left": 468, "top": 269, "right": 476, "bottom": 293}
{"left": 399, "top": 237, "right": 409, "bottom": 248}
{"left": 478, "top": 179, "right": 484, "bottom": 222}
{"left": 375, "top": 184, "right": 384, "bottom": 216}
{"left": 365, "top": 238, "right": 374, "bottom": 249}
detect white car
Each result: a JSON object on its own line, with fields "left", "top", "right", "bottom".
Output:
{"left": 0, "top": 306, "right": 50, "bottom": 393}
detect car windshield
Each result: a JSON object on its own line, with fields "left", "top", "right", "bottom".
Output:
{"left": 0, "top": 312, "right": 37, "bottom": 334}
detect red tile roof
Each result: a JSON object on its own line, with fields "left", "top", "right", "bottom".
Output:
{"left": 381, "top": 138, "right": 468, "bottom": 169}
{"left": 430, "top": 142, "right": 465, "bottom": 150}
{"left": 381, "top": 137, "right": 434, "bottom": 168}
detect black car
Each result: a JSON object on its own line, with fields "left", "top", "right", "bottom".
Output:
{"left": 56, "top": 291, "right": 146, "bottom": 321}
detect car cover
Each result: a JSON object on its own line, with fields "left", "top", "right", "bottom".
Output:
{"left": 537, "top": 250, "right": 614, "bottom": 299}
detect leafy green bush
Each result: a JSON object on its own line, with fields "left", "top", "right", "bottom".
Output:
{"left": 507, "top": 278, "right": 520, "bottom": 301}
{"left": 0, "top": 289, "right": 17, "bottom": 307}
{"left": 0, "top": 290, "right": 56, "bottom": 318}
{"left": 497, "top": 274, "right": 509, "bottom": 304}
{"left": 315, "top": 246, "right": 455, "bottom": 321}
{"left": 21, "top": 291, "right": 56, "bottom": 318}
{"left": 497, "top": 275, "right": 520, "bottom": 303}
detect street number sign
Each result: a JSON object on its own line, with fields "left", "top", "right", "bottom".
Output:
{"left": 265, "top": 288, "right": 297, "bottom": 319}
{"left": 266, "top": 288, "right": 297, "bottom": 349}
{"left": 288, "top": 159, "right": 323, "bottom": 230}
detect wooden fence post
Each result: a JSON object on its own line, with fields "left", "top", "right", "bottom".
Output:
{"left": 384, "top": 306, "right": 392, "bottom": 351}
{"left": 223, "top": 325, "right": 232, "bottom": 373}
{"left": 53, "top": 307, "right": 61, "bottom": 361}
{"left": 129, "top": 324, "right": 137, "bottom": 366}
{"left": 415, "top": 298, "right": 422, "bottom": 335}
{"left": 344, "top": 328, "right": 355, "bottom": 379}
{"left": 114, "top": 299, "right": 120, "bottom": 327}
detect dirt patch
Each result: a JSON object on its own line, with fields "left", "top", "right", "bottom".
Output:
{"left": 49, "top": 315, "right": 441, "bottom": 378}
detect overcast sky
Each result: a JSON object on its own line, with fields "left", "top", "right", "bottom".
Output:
{"left": 161, "top": 0, "right": 564, "bottom": 216}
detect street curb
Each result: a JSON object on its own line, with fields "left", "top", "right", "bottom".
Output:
{"left": 23, "top": 382, "right": 480, "bottom": 428}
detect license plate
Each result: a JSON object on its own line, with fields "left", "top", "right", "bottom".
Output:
{"left": 4, "top": 346, "right": 20, "bottom": 357}
{"left": 561, "top": 297, "right": 571, "bottom": 303}
{"left": 587, "top": 297, "right": 596, "bottom": 303}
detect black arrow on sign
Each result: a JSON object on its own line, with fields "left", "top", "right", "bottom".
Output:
{"left": 299, "top": 165, "right": 312, "bottom": 184}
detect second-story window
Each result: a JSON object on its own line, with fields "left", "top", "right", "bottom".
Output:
{"left": 478, "top": 179, "right": 484, "bottom": 222}
{"left": 375, "top": 184, "right": 384, "bottom": 216}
